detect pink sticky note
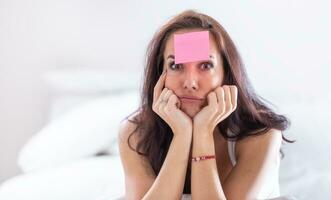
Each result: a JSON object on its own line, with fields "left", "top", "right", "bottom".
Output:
{"left": 174, "top": 31, "right": 210, "bottom": 64}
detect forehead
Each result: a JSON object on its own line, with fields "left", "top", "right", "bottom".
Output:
{"left": 164, "top": 29, "right": 219, "bottom": 58}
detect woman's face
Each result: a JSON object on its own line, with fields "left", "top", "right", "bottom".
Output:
{"left": 163, "top": 29, "right": 224, "bottom": 118}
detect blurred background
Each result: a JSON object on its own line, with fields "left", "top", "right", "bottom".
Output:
{"left": 0, "top": 0, "right": 330, "bottom": 199}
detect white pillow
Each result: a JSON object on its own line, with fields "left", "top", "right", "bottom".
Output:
{"left": 17, "top": 90, "right": 140, "bottom": 173}
{"left": 42, "top": 68, "right": 142, "bottom": 93}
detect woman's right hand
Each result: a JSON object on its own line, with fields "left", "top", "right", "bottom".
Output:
{"left": 152, "top": 70, "right": 193, "bottom": 136}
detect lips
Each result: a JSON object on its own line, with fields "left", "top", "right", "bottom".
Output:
{"left": 179, "top": 96, "right": 203, "bottom": 104}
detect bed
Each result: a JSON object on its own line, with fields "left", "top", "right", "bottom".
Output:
{"left": 0, "top": 69, "right": 330, "bottom": 200}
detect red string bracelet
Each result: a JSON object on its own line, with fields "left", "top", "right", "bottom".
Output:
{"left": 191, "top": 155, "right": 215, "bottom": 162}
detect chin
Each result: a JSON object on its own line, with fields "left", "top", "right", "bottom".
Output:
{"left": 181, "top": 105, "right": 200, "bottom": 118}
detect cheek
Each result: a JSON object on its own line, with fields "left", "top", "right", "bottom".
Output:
{"left": 211, "top": 75, "right": 222, "bottom": 87}
{"left": 165, "top": 77, "right": 176, "bottom": 90}
{"left": 201, "top": 74, "right": 222, "bottom": 89}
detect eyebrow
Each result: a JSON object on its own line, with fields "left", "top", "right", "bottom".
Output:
{"left": 166, "top": 55, "right": 215, "bottom": 60}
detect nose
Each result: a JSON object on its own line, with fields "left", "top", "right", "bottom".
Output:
{"left": 182, "top": 65, "right": 199, "bottom": 91}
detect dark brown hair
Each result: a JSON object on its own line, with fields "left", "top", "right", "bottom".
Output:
{"left": 123, "top": 10, "right": 295, "bottom": 194}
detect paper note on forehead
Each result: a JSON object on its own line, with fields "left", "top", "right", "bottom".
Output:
{"left": 174, "top": 31, "right": 210, "bottom": 64}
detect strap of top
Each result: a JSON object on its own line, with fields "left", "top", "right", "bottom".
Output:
{"left": 227, "top": 129, "right": 237, "bottom": 166}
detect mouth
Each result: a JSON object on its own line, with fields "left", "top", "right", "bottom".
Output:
{"left": 179, "top": 97, "right": 203, "bottom": 104}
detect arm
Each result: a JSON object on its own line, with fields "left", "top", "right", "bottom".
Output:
{"left": 191, "top": 130, "right": 227, "bottom": 200}
{"left": 120, "top": 68, "right": 194, "bottom": 199}
{"left": 191, "top": 85, "right": 282, "bottom": 199}
{"left": 118, "top": 119, "right": 192, "bottom": 200}
{"left": 191, "top": 128, "right": 282, "bottom": 200}
{"left": 143, "top": 132, "right": 192, "bottom": 200}
{"left": 190, "top": 85, "right": 235, "bottom": 200}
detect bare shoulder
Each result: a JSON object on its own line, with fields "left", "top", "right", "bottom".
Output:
{"left": 235, "top": 128, "right": 282, "bottom": 160}
{"left": 118, "top": 112, "right": 147, "bottom": 159}
{"left": 223, "top": 129, "right": 282, "bottom": 199}
{"left": 118, "top": 113, "right": 140, "bottom": 147}
{"left": 117, "top": 112, "right": 156, "bottom": 199}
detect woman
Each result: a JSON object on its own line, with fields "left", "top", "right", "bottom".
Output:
{"left": 118, "top": 10, "right": 294, "bottom": 200}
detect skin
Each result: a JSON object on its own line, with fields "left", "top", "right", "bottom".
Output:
{"left": 163, "top": 28, "right": 225, "bottom": 119}
{"left": 121, "top": 29, "right": 283, "bottom": 200}
{"left": 161, "top": 28, "right": 238, "bottom": 137}
{"left": 152, "top": 28, "right": 239, "bottom": 199}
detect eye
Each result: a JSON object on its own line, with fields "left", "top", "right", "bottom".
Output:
{"left": 169, "top": 62, "right": 182, "bottom": 70}
{"left": 200, "top": 62, "right": 214, "bottom": 70}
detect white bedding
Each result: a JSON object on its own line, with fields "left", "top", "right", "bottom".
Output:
{"left": 1, "top": 149, "right": 330, "bottom": 200}
{"left": 1, "top": 154, "right": 330, "bottom": 200}
{"left": 0, "top": 156, "right": 124, "bottom": 200}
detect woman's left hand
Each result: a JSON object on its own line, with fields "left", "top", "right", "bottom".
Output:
{"left": 193, "top": 85, "right": 238, "bottom": 137}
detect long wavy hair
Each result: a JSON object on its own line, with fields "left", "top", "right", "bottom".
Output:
{"left": 123, "top": 10, "right": 295, "bottom": 194}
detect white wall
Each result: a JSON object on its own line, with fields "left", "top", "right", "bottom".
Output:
{"left": 0, "top": 0, "right": 330, "bottom": 183}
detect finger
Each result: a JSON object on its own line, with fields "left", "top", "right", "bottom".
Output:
{"left": 158, "top": 90, "right": 169, "bottom": 114}
{"left": 163, "top": 89, "right": 173, "bottom": 102}
{"left": 223, "top": 85, "right": 232, "bottom": 111}
{"left": 160, "top": 89, "right": 173, "bottom": 112}
{"left": 206, "top": 91, "right": 218, "bottom": 113}
{"left": 216, "top": 113, "right": 226, "bottom": 124}
{"left": 156, "top": 88, "right": 169, "bottom": 104}
{"left": 154, "top": 88, "right": 168, "bottom": 111}
{"left": 215, "top": 86, "right": 225, "bottom": 104}
{"left": 153, "top": 70, "right": 167, "bottom": 103}
{"left": 167, "top": 94, "right": 179, "bottom": 110}
{"left": 215, "top": 86, "right": 225, "bottom": 114}
{"left": 230, "top": 85, "right": 238, "bottom": 111}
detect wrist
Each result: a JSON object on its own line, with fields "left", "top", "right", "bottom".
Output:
{"left": 173, "top": 130, "right": 192, "bottom": 140}
{"left": 172, "top": 125, "right": 192, "bottom": 133}
{"left": 192, "top": 135, "right": 215, "bottom": 156}
{"left": 193, "top": 127, "right": 212, "bottom": 139}
{"left": 193, "top": 133, "right": 214, "bottom": 145}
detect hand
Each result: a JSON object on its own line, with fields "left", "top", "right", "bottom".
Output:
{"left": 193, "top": 85, "right": 238, "bottom": 137}
{"left": 152, "top": 70, "right": 193, "bottom": 136}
